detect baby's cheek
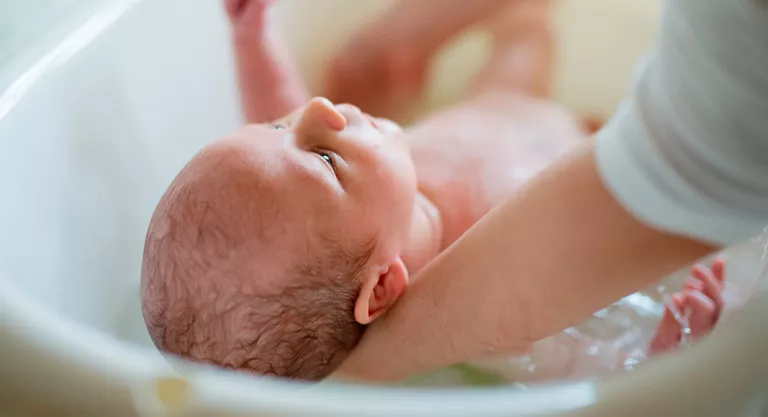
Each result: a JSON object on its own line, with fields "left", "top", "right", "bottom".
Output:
{"left": 373, "top": 184, "right": 415, "bottom": 239}
{"left": 379, "top": 156, "right": 417, "bottom": 204}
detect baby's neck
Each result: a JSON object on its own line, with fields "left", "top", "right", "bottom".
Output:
{"left": 401, "top": 192, "right": 443, "bottom": 275}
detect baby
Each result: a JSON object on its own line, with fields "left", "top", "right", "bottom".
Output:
{"left": 141, "top": 0, "right": 724, "bottom": 380}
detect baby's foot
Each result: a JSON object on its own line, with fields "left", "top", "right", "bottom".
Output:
{"left": 225, "top": 0, "right": 274, "bottom": 38}
{"left": 649, "top": 259, "right": 726, "bottom": 355}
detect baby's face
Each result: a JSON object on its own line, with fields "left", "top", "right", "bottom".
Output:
{"left": 212, "top": 97, "right": 417, "bottom": 264}
{"left": 143, "top": 98, "right": 417, "bottom": 377}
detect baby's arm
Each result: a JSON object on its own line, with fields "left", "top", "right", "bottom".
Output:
{"left": 649, "top": 259, "right": 726, "bottom": 355}
{"left": 226, "top": 0, "right": 308, "bottom": 122}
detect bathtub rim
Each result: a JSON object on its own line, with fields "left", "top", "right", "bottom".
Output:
{"left": 0, "top": 270, "right": 598, "bottom": 415}
{"left": 0, "top": 0, "right": 142, "bottom": 122}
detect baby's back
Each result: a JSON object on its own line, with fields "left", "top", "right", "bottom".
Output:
{"left": 407, "top": 91, "right": 586, "bottom": 245}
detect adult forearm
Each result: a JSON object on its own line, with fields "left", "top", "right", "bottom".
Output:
{"left": 338, "top": 144, "right": 715, "bottom": 381}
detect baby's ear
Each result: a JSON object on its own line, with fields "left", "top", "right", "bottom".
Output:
{"left": 354, "top": 258, "right": 409, "bottom": 325}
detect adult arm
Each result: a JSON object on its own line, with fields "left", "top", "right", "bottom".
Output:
{"left": 337, "top": 0, "right": 768, "bottom": 381}
{"left": 337, "top": 145, "right": 714, "bottom": 381}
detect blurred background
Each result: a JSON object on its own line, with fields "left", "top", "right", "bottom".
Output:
{"left": 1, "top": 0, "right": 661, "bottom": 117}
{"left": 1, "top": 0, "right": 99, "bottom": 93}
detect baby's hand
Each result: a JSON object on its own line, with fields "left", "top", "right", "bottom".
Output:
{"left": 649, "top": 259, "right": 726, "bottom": 355}
{"left": 224, "top": 0, "right": 274, "bottom": 37}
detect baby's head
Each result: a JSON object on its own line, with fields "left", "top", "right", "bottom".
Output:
{"left": 141, "top": 98, "right": 417, "bottom": 380}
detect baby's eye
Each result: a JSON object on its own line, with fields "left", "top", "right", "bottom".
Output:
{"left": 272, "top": 124, "right": 286, "bottom": 130}
{"left": 315, "top": 150, "right": 336, "bottom": 168}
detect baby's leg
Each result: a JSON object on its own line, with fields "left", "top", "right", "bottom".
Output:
{"left": 226, "top": 0, "right": 309, "bottom": 122}
{"left": 467, "top": 0, "right": 553, "bottom": 99}
{"left": 466, "top": 1, "right": 605, "bottom": 133}
{"left": 323, "top": 0, "right": 515, "bottom": 120}
{"left": 649, "top": 259, "right": 726, "bottom": 355}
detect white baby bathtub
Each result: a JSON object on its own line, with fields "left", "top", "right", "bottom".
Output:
{"left": 1, "top": 0, "right": 767, "bottom": 415}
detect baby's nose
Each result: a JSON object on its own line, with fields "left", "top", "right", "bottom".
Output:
{"left": 295, "top": 97, "right": 347, "bottom": 137}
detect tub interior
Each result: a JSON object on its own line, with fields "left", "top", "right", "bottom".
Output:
{"left": 1, "top": 0, "right": 242, "bottom": 348}
{"left": 3, "top": 0, "right": 768, "bottom": 414}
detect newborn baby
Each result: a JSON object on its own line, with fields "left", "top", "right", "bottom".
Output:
{"left": 141, "top": 0, "right": 724, "bottom": 380}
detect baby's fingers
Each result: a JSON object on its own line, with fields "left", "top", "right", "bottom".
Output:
{"left": 650, "top": 295, "right": 685, "bottom": 355}
{"left": 685, "top": 290, "right": 719, "bottom": 338}
{"left": 711, "top": 258, "right": 726, "bottom": 283}
{"left": 684, "top": 278, "right": 703, "bottom": 292}
{"left": 225, "top": 0, "right": 246, "bottom": 19}
{"left": 225, "top": 0, "right": 273, "bottom": 23}
{"left": 690, "top": 264, "right": 725, "bottom": 312}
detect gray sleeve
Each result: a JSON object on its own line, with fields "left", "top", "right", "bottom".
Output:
{"left": 594, "top": 0, "right": 768, "bottom": 245}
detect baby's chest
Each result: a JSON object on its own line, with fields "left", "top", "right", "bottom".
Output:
{"left": 411, "top": 108, "right": 579, "bottom": 207}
